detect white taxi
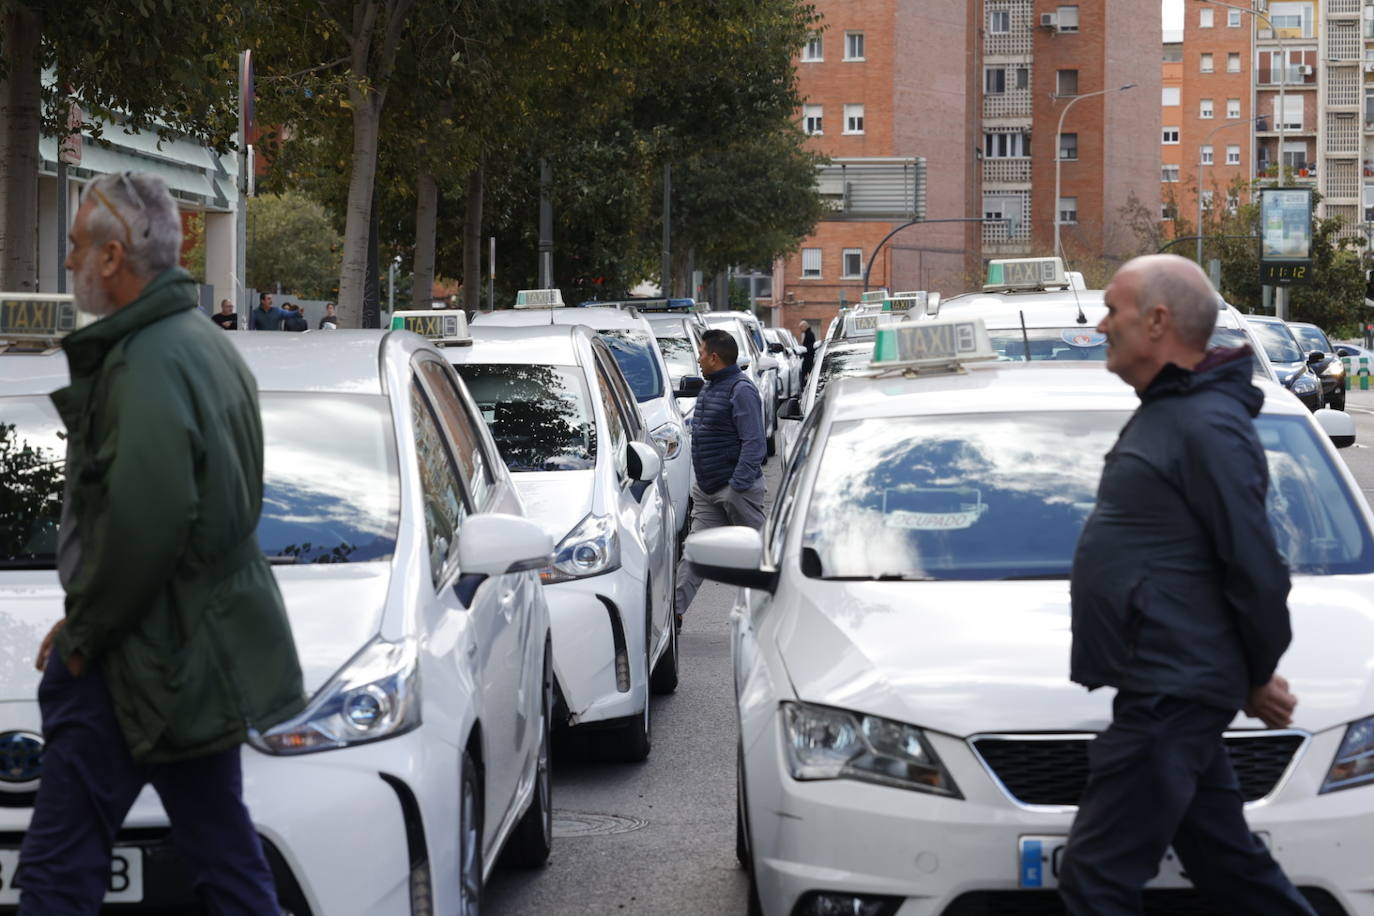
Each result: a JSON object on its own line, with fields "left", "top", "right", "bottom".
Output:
{"left": 0, "top": 311, "right": 555, "bottom": 915}
{"left": 688, "top": 317, "right": 1374, "bottom": 916}
{"left": 432, "top": 313, "right": 679, "bottom": 762}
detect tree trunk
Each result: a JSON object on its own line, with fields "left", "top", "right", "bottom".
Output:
{"left": 0, "top": 9, "right": 42, "bottom": 293}
{"left": 462, "top": 165, "right": 484, "bottom": 311}
{"left": 335, "top": 96, "right": 382, "bottom": 327}
{"left": 411, "top": 167, "right": 437, "bottom": 308}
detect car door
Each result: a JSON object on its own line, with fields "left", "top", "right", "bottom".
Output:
{"left": 410, "top": 357, "right": 526, "bottom": 847}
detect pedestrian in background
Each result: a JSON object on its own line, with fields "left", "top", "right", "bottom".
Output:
{"left": 797, "top": 320, "right": 816, "bottom": 380}
{"left": 281, "top": 302, "right": 308, "bottom": 332}
{"left": 674, "top": 328, "right": 766, "bottom": 631}
{"left": 20, "top": 171, "right": 305, "bottom": 915}
{"left": 319, "top": 302, "right": 338, "bottom": 329}
{"left": 211, "top": 297, "right": 237, "bottom": 330}
{"left": 248, "top": 290, "right": 285, "bottom": 330}
{"left": 1060, "top": 254, "right": 1313, "bottom": 915}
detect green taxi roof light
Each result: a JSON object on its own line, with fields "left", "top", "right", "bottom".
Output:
{"left": 514, "top": 288, "right": 565, "bottom": 309}
{"left": 869, "top": 317, "right": 996, "bottom": 373}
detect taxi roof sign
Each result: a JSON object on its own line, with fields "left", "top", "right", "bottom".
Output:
{"left": 984, "top": 257, "right": 1069, "bottom": 292}
{"left": 842, "top": 310, "right": 914, "bottom": 339}
{"left": 514, "top": 288, "right": 566, "bottom": 309}
{"left": 859, "top": 289, "right": 889, "bottom": 305}
{"left": 389, "top": 309, "right": 472, "bottom": 345}
{"left": 885, "top": 291, "right": 928, "bottom": 314}
{"left": 870, "top": 316, "right": 996, "bottom": 373}
{"left": 1, "top": 293, "right": 91, "bottom": 341}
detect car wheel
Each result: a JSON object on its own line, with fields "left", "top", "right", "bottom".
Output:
{"left": 651, "top": 604, "right": 679, "bottom": 695}
{"left": 1331, "top": 389, "right": 1346, "bottom": 411}
{"left": 501, "top": 641, "right": 554, "bottom": 868}
{"left": 610, "top": 598, "right": 653, "bottom": 762}
{"left": 765, "top": 428, "right": 776, "bottom": 457}
{"left": 459, "top": 750, "right": 484, "bottom": 916}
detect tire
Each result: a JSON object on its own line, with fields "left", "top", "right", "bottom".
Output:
{"left": 610, "top": 599, "right": 653, "bottom": 762}
{"left": 459, "top": 750, "right": 484, "bottom": 916}
{"left": 501, "top": 642, "right": 554, "bottom": 868}
{"left": 1331, "top": 390, "right": 1346, "bottom": 411}
{"left": 651, "top": 607, "right": 679, "bottom": 695}
{"left": 765, "top": 429, "right": 776, "bottom": 458}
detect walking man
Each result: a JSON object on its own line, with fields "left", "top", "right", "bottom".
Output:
{"left": 674, "top": 328, "right": 766, "bottom": 630}
{"left": 248, "top": 290, "right": 285, "bottom": 330}
{"left": 1060, "top": 254, "right": 1313, "bottom": 915}
{"left": 20, "top": 172, "right": 305, "bottom": 914}
{"left": 797, "top": 319, "right": 816, "bottom": 380}
{"left": 211, "top": 297, "right": 237, "bottom": 330}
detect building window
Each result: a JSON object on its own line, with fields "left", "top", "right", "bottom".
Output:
{"left": 1057, "top": 69, "right": 1078, "bottom": 96}
{"left": 801, "top": 248, "right": 822, "bottom": 278}
{"left": 984, "top": 131, "right": 1032, "bottom": 158}
{"left": 1162, "top": 164, "right": 1180, "bottom": 182}
{"left": 1056, "top": 6, "right": 1079, "bottom": 31}
{"left": 986, "top": 67, "right": 1007, "bottom": 95}
{"left": 1162, "top": 127, "right": 1180, "bottom": 144}
{"left": 802, "top": 36, "right": 822, "bottom": 62}
{"left": 1057, "top": 197, "right": 1078, "bottom": 224}
{"left": 1227, "top": 98, "right": 1241, "bottom": 119}
{"left": 1201, "top": 189, "right": 1215, "bottom": 209}
{"left": 803, "top": 104, "right": 822, "bottom": 135}
{"left": 1200, "top": 53, "right": 1213, "bottom": 73}
{"left": 1268, "top": 2, "right": 1314, "bottom": 38}
{"left": 1059, "top": 133, "right": 1078, "bottom": 160}
{"left": 844, "top": 31, "right": 865, "bottom": 60}
{"left": 1226, "top": 144, "right": 1241, "bottom": 165}
{"left": 1200, "top": 98, "right": 1214, "bottom": 119}
{"left": 1200, "top": 7, "right": 1214, "bottom": 27}
{"left": 841, "top": 249, "right": 863, "bottom": 278}
{"left": 1273, "top": 95, "right": 1303, "bottom": 130}
{"left": 989, "top": 9, "right": 1010, "bottom": 33}
{"left": 1162, "top": 201, "right": 1179, "bottom": 219}
{"left": 844, "top": 104, "right": 864, "bottom": 134}
{"left": 1163, "top": 86, "right": 1181, "bottom": 106}
{"left": 1228, "top": 9, "right": 1241, "bottom": 26}
{"left": 1227, "top": 52, "right": 1241, "bottom": 73}
{"left": 1201, "top": 144, "right": 1214, "bottom": 165}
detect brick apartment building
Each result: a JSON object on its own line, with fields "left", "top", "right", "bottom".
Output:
{"left": 773, "top": 0, "right": 1159, "bottom": 331}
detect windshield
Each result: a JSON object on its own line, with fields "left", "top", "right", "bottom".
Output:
{"left": 813, "top": 346, "right": 872, "bottom": 402}
{"left": 456, "top": 364, "right": 596, "bottom": 471}
{"left": 0, "top": 394, "right": 401, "bottom": 568}
{"left": 800, "top": 410, "right": 1374, "bottom": 580}
{"left": 598, "top": 330, "right": 665, "bottom": 402}
{"left": 987, "top": 327, "right": 1107, "bottom": 361}
{"left": 1289, "top": 325, "right": 1331, "bottom": 354}
{"left": 655, "top": 335, "right": 699, "bottom": 382}
{"left": 711, "top": 321, "right": 752, "bottom": 359}
{"left": 1248, "top": 321, "right": 1303, "bottom": 363}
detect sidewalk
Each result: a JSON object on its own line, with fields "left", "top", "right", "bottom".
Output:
{"left": 1346, "top": 387, "right": 1374, "bottom": 412}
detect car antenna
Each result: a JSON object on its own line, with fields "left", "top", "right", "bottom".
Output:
{"left": 1068, "top": 273, "right": 1087, "bottom": 325}
{"left": 1019, "top": 310, "right": 1031, "bottom": 363}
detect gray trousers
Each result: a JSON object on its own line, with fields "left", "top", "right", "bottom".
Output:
{"left": 675, "top": 477, "right": 767, "bottom": 615}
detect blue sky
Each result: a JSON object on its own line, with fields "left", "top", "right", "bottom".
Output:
{"left": 1164, "top": 0, "right": 1183, "bottom": 31}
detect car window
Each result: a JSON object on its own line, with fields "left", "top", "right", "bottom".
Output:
{"left": 812, "top": 345, "right": 872, "bottom": 404}
{"left": 595, "top": 345, "right": 646, "bottom": 437}
{"left": 654, "top": 335, "right": 698, "bottom": 382}
{"left": 411, "top": 381, "right": 470, "bottom": 584}
{"left": 1248, "top": 321, "right": 1303, "bottom": 363}
{"left": 592, "top": 358, "right": 629, "bottom": 480}
{"left": 768, "top": 408, "right": 822, "bottom": 567}
{"left": 0, "top": 399, "right": 66, "bottom": 568}
{"left": 457, "top": 363, "right": 596, "bottom": 472}
{"left": 1290, "top": 325, "right": 1330, "bottom": 354}
{"left": 417, "top": 358, "right": 494, "bottom": 509}
{"left": 987, "top": 327, "right": 1108, "bottom": 361}
{"left": 1209, "top": 326, "right": 1273, "bottom": 382}
{"left": 598, "top": 329, "right": 665, "bottom": 402}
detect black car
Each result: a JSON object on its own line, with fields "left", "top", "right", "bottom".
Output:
{"left": 1287, "top": 321, "right": 1345, "bottom": 411}
{"left": 1244, "top": 315, "right": 1325, "bottom": 412}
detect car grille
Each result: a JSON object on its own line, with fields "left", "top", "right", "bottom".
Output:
{"left": 969, "top": 733, "right": 1304, "bottom": 807}
{"left": 939, "top": 888, "right": 1345, "bottom": 916}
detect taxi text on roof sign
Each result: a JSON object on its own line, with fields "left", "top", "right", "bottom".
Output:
{"left": 984, "top": 257, "right": 1068, "bottom": 292}
{"left": 514, "top": 288, "right": 565, "bottom": 309}
{"left": 389, "top": 309, "right": 472, "bottom": 345}
{"left": 0, "top": 294, "right": 88, "bottom": 339}
{"left": 885, "top": 291, "right": 929, "bottom": 314}
{"left": 870, "top": 316, "right": 996, "bottom": 372}
{"left": 859, "top": 289, "right": 889, "bottom": 305}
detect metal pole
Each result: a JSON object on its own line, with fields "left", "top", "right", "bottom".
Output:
{"left": 55, "top": 159, "right": 67, "bottom": 293}
{"left": 236, "top": 50, "right": 251, "bottom": 328}
{"left": 661, "top": 163, "right": 672, "bottom": 296}
{"left": 538, "top": 159, "right": 553, "bottom": 288}
{"left": 1055, "top": 83, "right": 1136, "bottom": 264}
{"left": 387, "top": 258, "right": 395, "bottom": 312}
{"left": 487, "top": 236, "right": 495, "bottom": 311}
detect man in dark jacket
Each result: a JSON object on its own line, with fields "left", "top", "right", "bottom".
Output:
{"left": 248, "top": 290, "right": 285, "bottom": 330}
{"left": 798, "top": 320, "right": 816, "bottom": 379}
{"left": 674, "top": 328, "right": 766, "bottom": 629}
{"left": 20, "top": 172, "right": 305, "bottom": 915}
{"left": 1059, "top": 254, "right": 1312, "bottom": 915}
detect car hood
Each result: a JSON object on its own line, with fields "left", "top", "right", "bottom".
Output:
{"left": 511, "top": 470, "right": 596, "bottom": 542}
{"left": 774, "top": 576, "right": 1374, "bottom": 737}
{"left": 0, "top": 564, "right": 391, "bottom": 700}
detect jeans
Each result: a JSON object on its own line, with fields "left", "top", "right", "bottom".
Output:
{"left": 674, "top": 477, "right": 767, "bottom": 615}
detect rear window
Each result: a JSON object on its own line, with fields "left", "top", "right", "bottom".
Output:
{"left": 1248, "top": 321, "right": 1303, "bottom": 363}
{"left": 1289, "top": 325, "right": 1331, "bottom": 354}
{"left": 456, "top": 363, "right": 596, "bottom": 471}
{"left": 987, "top": 327, "right": 1107, "bottom": 361}
{"left": 655, "top": 335, "right": 698, "bottom": 382}
{"left": 599, "top": 330, "right": 664, "bottom": 402}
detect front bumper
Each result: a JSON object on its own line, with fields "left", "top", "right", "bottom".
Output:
{"left": 744, "top": 713, "right": 1374, "bottom": 916}
{"left": 544, "top": 569, "right": 649, "bottom": 727}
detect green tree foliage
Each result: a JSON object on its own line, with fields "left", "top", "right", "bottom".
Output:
{"left": 0, "top": 422, "right": 63, "bottom": 563}
{"left": 246, "top": 192, "right": 342, "bottom": 299}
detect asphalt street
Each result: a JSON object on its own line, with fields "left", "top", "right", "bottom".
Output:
{"left": 1339, "top": 386, "right": 1374, "bottom": 507}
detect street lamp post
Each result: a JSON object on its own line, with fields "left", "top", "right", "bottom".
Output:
{"left": 1196, "top": 115, "right": 1268, "bottom": 265}
{"left": 1054, "top": 83, "right": 1136, "bottom": 263}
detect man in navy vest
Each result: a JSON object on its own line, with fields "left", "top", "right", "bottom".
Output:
{"left": 674, "top": 328, "right": 766, "bottom": 631}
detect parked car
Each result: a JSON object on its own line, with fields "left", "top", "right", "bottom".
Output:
{"left": 1246, "top": 315, "right": 1326, "bottom": 412}
{"left": 702, "top": 313, "right": 780, "bottom": 457}
{"left": 1289, "top": 321, "right": 1346, "bottom": 411}
{"left": 763, "top": 327, "right": 803, "bottom": 399}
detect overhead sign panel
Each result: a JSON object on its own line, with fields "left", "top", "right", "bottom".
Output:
{"left": 815, "top": 158, "right": 926, "bottom": 222}
{"left": 1259, "top": 187, "right": 1313, "bottom": 286}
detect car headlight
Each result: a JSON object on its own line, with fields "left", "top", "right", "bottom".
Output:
{"left": 1288, "top": 371, "right": 1318, "bottom": 395}
{"left": 781, "top": 702, "right": 961, "bottom": 797}
{"left": 651, "top": 421, "right": 684, "bottom": 460}
{"left": 249, "top": 637, "right": 419, "bottom": 755}
{"left": 541, "top": 513, "right": 620, "bottom": 584}
{"left": 1322, "top": 359, "right": 1345, "bottom": 379}
{"left": 1321, "top": 715, "right": 1374, "bottom": 794}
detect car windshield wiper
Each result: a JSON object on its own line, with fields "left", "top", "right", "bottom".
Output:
{"left": 821, "top": 573, "right": 936, "bottom": 582}
{"left": 0, "top": 558, "right": 57, "bottom": 569}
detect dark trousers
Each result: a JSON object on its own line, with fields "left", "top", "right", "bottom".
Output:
{"left": 18, "top": 659, "right": 279, "bottom": 915}
{"left": 1059, "top": 692, "right": 1314, "bottom": 916}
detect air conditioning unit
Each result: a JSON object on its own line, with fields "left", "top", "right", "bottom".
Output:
{"left": 1299, "top": 64, "right": 1314, "bottom": 75}
{"left": 1365, "top": 62, "right": 1374, "bottom": 72}
{"left": 1040, "top": 12, "right": 1058, "bottom": 29}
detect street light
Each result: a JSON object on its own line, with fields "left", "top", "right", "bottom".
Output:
{"left": 1196, "top": 115, "right": 1268, "bottom": 265}
{"left": 1054, "top": 83, "right": 1136, "bottom": 263}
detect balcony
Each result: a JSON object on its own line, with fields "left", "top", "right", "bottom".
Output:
{"left": 983, "top": 158, "right": 1031, "bottom": 184}
{"left": 1256, "top": 163, "right": 1318, "bottom": 184}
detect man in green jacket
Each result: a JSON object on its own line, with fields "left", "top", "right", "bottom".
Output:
{"left": 19, "top": 171, "right": 306, "bottom": 915}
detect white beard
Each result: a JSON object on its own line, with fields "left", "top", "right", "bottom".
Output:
{"left": 74, "top": 256, "right": 115, "bottom": 317}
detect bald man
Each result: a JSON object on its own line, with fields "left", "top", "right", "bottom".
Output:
{"left": 1060, "top": 255, "right": 1312, "bottom": 914}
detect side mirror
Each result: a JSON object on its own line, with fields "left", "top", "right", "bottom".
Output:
{"left": 738, "top": 356, "right": 752, "bottom": 370}
{"left": 758, "top": 355, "right": 779, "bottom": 372}
{"left": 1314, "top": 407, "right": 1356, "bottom": 448}
{"left": 677, "top": 376, "right": 705, "bottom": 397}
{"left": 778, "top": 397, "right": 803, "bottom": 420}
{"left": 1307, "top": 351, "right": 1326, "bottom": 365}
{"left": 628, "top": 439, "right": 662, "bottom": 481}
{"left": 457, "top": 513, "right": 553, "bottom": 576}
{"left": 768, "top": 341, "right": 785, "bottom": 354}
{"left": 685, "top": 527, "right": 777, "bottom": 592}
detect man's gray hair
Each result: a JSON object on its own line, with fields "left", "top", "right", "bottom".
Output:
{"left": 1130, "top": 254, "right": 1218, "bottom": 350}
{"left": 84, "top": 171, "right": 183, "bottom": 279}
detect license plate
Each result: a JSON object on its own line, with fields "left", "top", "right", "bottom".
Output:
{"left": 0, "top": 846, "right": 144, "bottom": 903}
{"left": 1018, "top": 835, "right": 1236, "bottom": 890}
